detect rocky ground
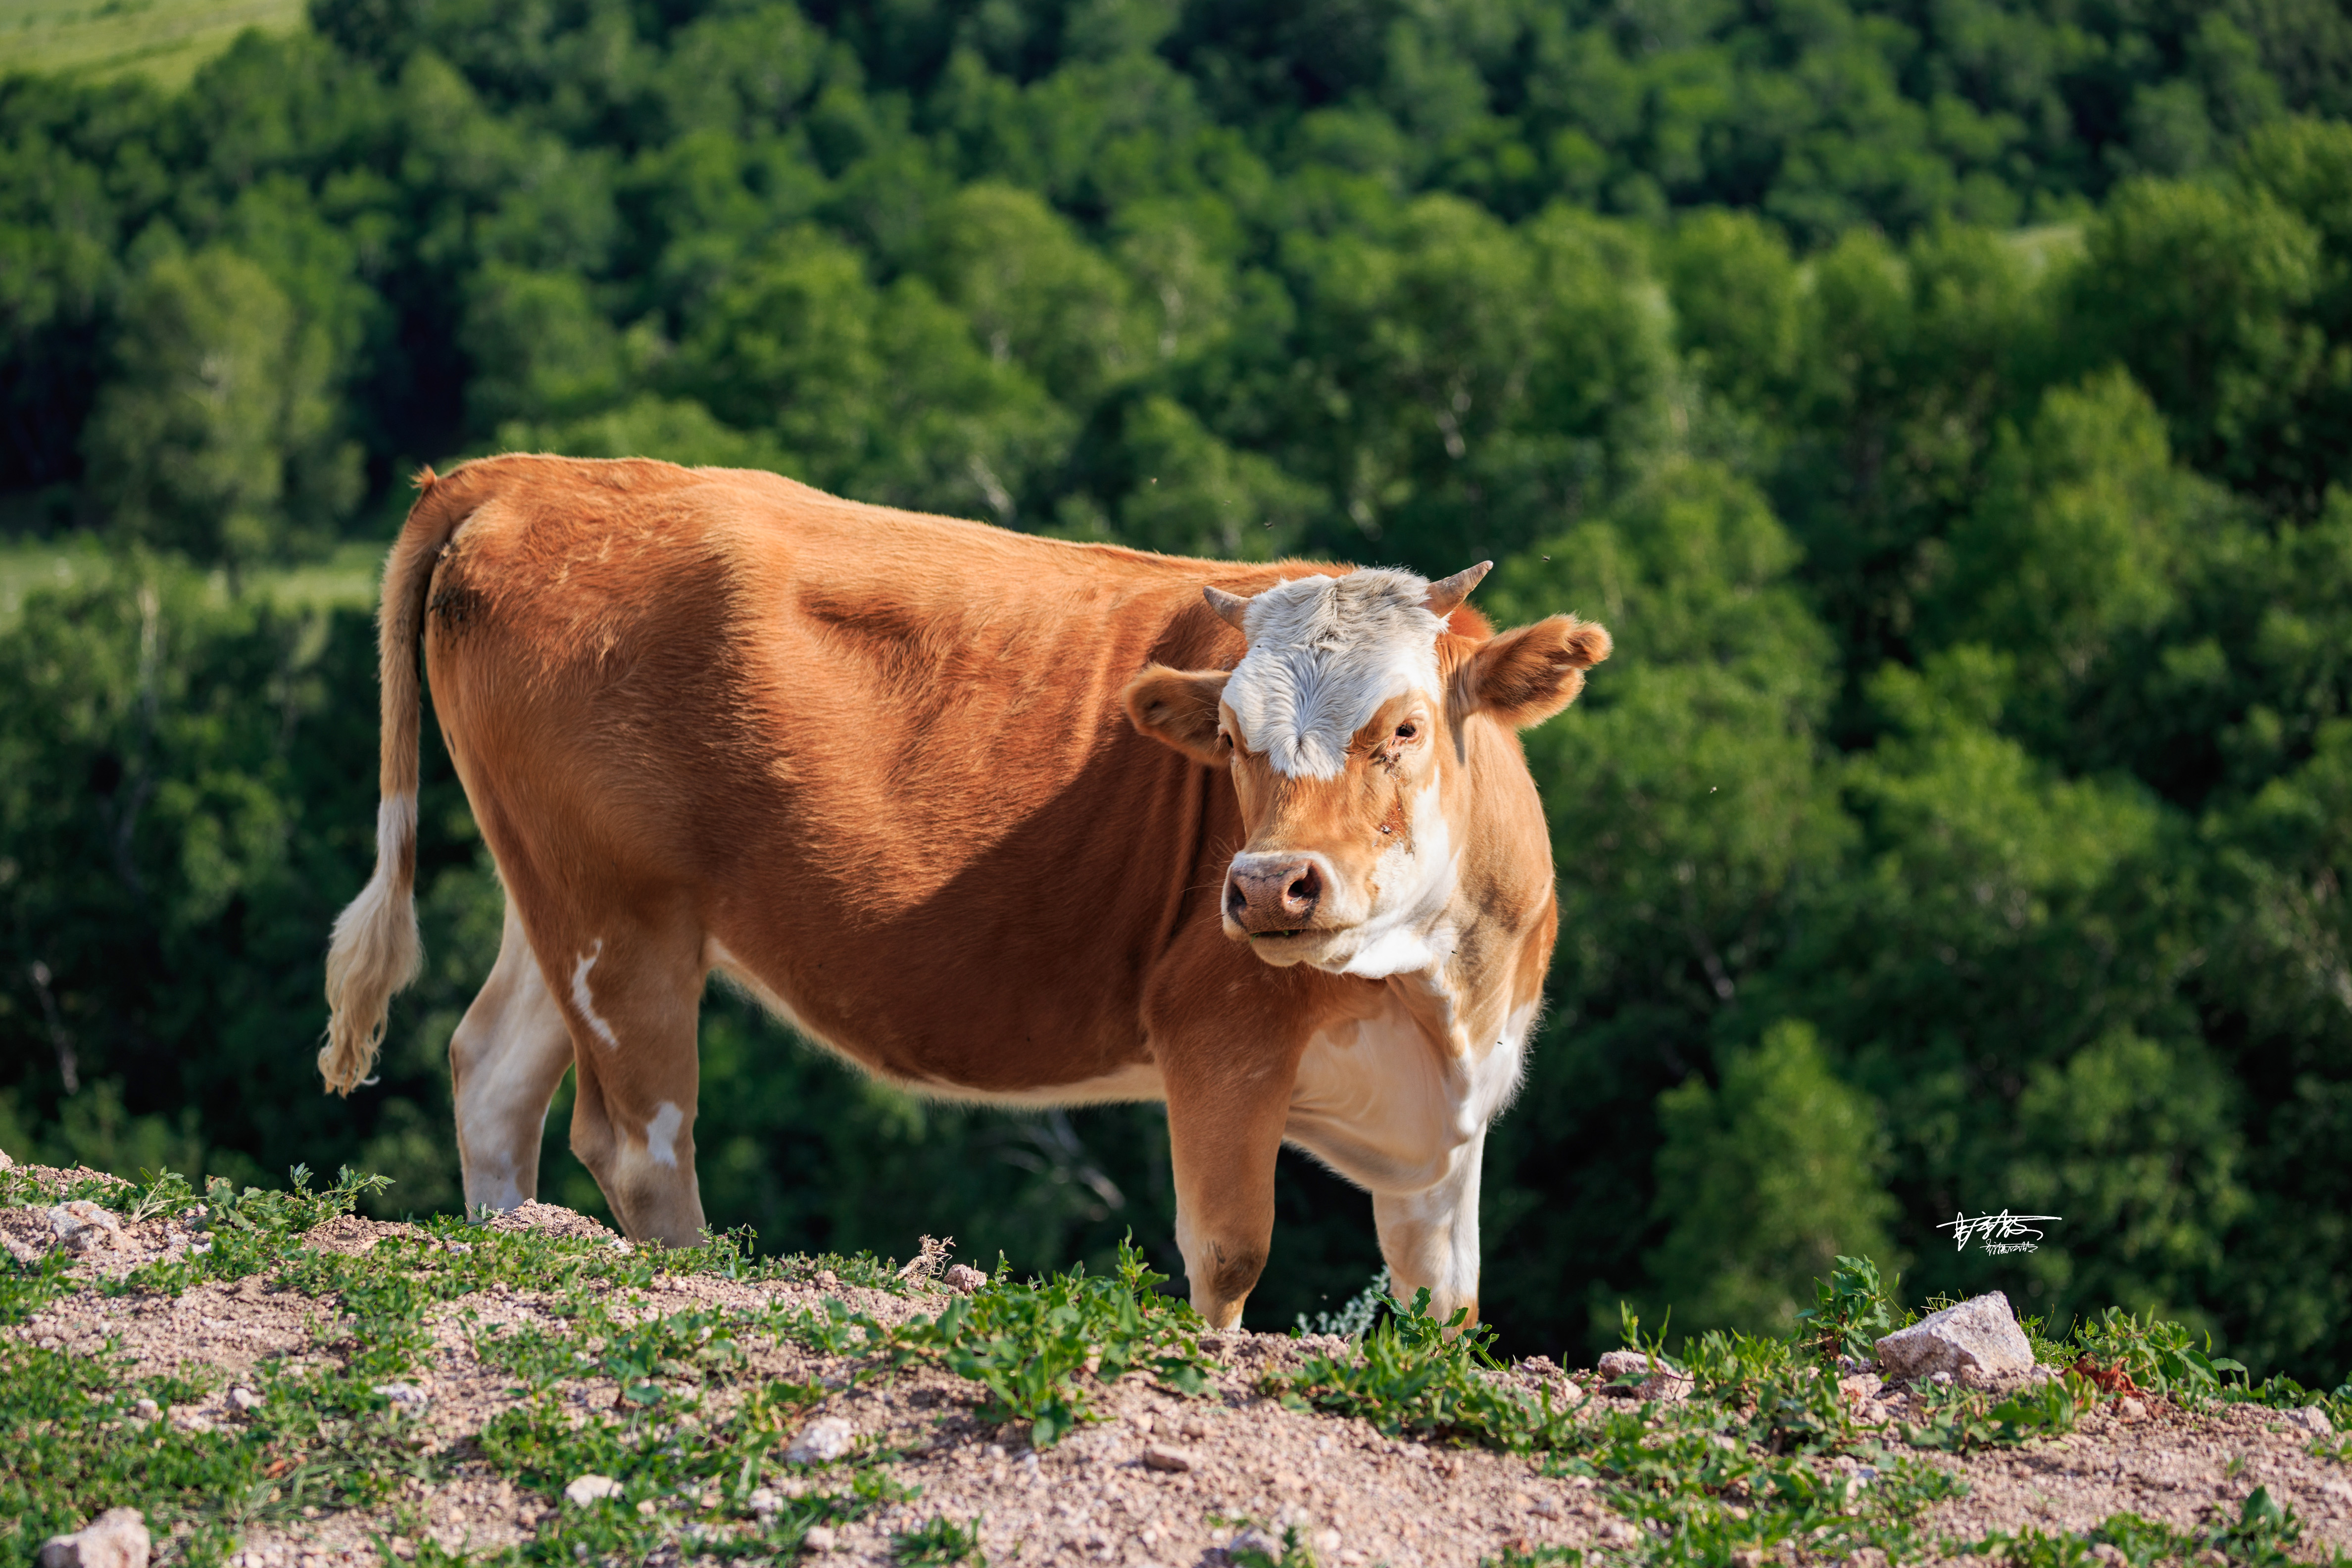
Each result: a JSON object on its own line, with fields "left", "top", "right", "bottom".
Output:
{"left": 3, "top": 1161, "right": 2348, "bottom": 1568}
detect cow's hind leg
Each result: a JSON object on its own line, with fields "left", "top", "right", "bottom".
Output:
{"left": 450, "top": 899, "right": 576, "bottom": 1217}
{"left": 542, "top": 907, "right": 708, "bottom": 1247}
{"left": 1372, "top": 1127, "right": 1485, "bottom": 1328}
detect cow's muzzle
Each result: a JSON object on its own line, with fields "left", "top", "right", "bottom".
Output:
{"left": 1225, "top": 852, "right": 1329, "bottom": 939}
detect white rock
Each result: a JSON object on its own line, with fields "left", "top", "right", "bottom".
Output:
{"left": 0, "top": 1144, "right": 13, "bottom": 1169}
{"left": 2283, "top": 1405, "right": 2334, "bottom": 1438}
{"left": 1226, "top": 1527, "right": 1280, "bottom": 1560}
{"left": 374, "top": 1383, "right": 430, "bottom": 1408}
{"left": 802, "top": 1524, "right": 837, "bottom": 1552}
{"left": 942, "top": 1264, "right": 988, "bottom": 1293}
{"left": 131, "top": 1399, "right": 159, "bottom": 1423}
{"left": 746, "top": 1486, "right": 781, "bottom": 1519}
{"left": 227, "top": 1387, "right": 264, "bottom": 1413}
{"left": 2, "top": 1231, "right": 40, "bottom": 1266}
{"left": 1595, "top": 1348, "right": 1692, "bottom": 1401}
{"left": 563, "top": 1474, "right": 624, "bottom": 1506}
{"left": 787, "top": 1415, "right": 854, "bottom": 1464}
{"left": 47, "top": 1202, "right": 125, "bottom": 1254}
{"left": 1141, "top": 1444, "right": 1195, "bottom": 1472}
{"left": 39, "top": 1508, "right": 150, "bottom": 1568}
{"left": 1874, "top": 1293, "right": 2036, "bottom": 1384}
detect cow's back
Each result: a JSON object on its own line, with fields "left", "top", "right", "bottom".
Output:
{"left": 420, "top": 454, "right": 1303, "bottom": 1093}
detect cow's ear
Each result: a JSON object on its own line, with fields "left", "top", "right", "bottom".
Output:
{"left": 1454, "top": 616, "right": 1611, "bottom": 729}
{"left": 1125, "top": 666, "right": 1233, "bottom": 765}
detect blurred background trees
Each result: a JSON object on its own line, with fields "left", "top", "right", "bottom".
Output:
{"left": 2, "top": 0, "right": 2349, "bottom": 1388}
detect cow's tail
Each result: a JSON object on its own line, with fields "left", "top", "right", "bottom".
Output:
{"left": 321, "top": 465, "right": 472, "bottom": 1095}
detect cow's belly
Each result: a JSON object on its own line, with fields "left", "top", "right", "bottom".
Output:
{"left": 703, "top": 940, "right": 1164, "bottom": 1104}
{"left": 1282, "top": 993, "right": 1531, "bottom": 1195}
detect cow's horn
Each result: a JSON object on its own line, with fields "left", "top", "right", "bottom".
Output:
{"left": 1203, "top": 585, "right": 1252, "bottom": 632}
{"left": 1423, "top": 561, "right": 1493, "bottom": 616}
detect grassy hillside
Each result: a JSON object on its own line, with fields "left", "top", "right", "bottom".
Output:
{"left": 0, "top": 0, "right": 303, "bottom": 89}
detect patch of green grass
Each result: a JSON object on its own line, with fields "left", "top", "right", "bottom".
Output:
{"left": 891, "top": 1513, "right": 986, "bottom": 1565}
{"left": 1957, "top": 1487, "right": 2351, "bottom": 1568}
{"left": 0, "top": 1163, "right": 888, "bottom": 1566}
{"left": 1274, "top": 1290, "right": 1582, "bottom": 1452}
{"left": 1898, "top": 1373, "right": 2089, "bottom": 1454}
{"left": 878, "top": 1240, "right": 1213, "bottom": 1445}
{"left": 0, "top": 0, "right": 305, "bottom": 90}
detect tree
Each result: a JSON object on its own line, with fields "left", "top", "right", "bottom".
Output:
{"left": 1644, "top": 1020, "right": 1899, "bottom": 1339}
{"left": 83, "top": 248, "right": 359, "bottom": 570}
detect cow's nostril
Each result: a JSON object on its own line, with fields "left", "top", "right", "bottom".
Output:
{"left": 1226, "top": 879, "right": 1248, "bottom": 921}
{"left": 1284, "top": 865, "right": 1321, "bottom": 912}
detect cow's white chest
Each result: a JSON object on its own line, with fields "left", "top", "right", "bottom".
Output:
{"left": 1283, "top": 991, "right": 1532, "bottom": 1196}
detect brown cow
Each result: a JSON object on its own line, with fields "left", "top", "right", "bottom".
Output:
{"left": 322, "top": 454, "right": 1608, "bottom": 1328}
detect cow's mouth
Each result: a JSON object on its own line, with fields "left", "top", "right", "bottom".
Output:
{"left": 1251, "top": 929, "right": 1308, "bottom": 940}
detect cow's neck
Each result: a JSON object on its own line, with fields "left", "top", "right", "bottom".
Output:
{"left": 1377, "top": 916, "right": 1513, "bottom": 1066}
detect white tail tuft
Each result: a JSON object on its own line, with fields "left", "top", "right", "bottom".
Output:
{"left": 321, "top": 793, "right": 422, "bottom": 1094}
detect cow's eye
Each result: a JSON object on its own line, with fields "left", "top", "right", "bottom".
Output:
{"left": 1395, "top": 722, "right": 1418, "bottom": 741}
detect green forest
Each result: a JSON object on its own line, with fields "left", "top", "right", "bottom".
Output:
{"left": 3, "top": 0, "right": 2350, "bottom": 1386}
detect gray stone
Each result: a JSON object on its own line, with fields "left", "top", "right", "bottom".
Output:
{"left": 1873, "top": 1292, "right": 2037, "bottom": 1384}
{"left": 563, "top": 1475, "right": 623, "bottom": 1506}
{"left": 40, "top": 1508, "right": 150, "bottom": 1568}
{"left": 786, "top": 1415, "right": 854, "bottom": 1465}
{"left": 2283, "top": 1405, "right": 2334, "bottom": 1438}
{"left": 942, "top": 1264, "right": 988, "bottom": 1293}
{"left": 46, "top": 1202, "right": 125, "bottom": 1254}
{"left": 1142, "top": 1444, "right": 1195, "bottom": 1472}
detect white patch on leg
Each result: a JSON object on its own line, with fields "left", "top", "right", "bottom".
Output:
{"left": 644, "top": 1101, "right": 685, "bottom": 1169}
{"left": 570, "top": 940, "right": 622, "bottom": 1050}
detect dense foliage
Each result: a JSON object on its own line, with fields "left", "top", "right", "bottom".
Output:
{"left": 3, "top": 0, "right": 2350, "bottom": 1385}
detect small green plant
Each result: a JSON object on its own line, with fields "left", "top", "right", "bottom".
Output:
{"left": 1225, "top": 1521, "right": 1321, "bottom": 1568}
{"left": 1274, "top": 1289, "right": 1583, "bottom": 1452}
{"left": 1902, "top": 1373, "right": 2085, "bottom": 1454}
{"left": 892, "top": 1514, "right": 987, "bottom": 1565}
{"left": 887, "top": 1238, "right": 1210, "bottom": 1446}
{"left": 1793, "top": 1254, "right": 1900, "bottom": 1363}
{"left": 2067, "top": 1307, "right": 2245, "bottom": 1411}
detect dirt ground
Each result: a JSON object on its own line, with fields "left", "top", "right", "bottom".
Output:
{"left": 6, "top": 1170, "right": 2349, "bottom": 1567}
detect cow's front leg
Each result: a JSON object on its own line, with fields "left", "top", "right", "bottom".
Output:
{"left": 1163, "top": 1051, "right": 1296, "bottom": 1329}
{"left": 1372, "top": 1126, "right": 1486, "bottom": 1328}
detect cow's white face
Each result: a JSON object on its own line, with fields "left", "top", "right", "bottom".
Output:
{"left": 1126, "top": 566, "right": 1611, "bottom": 979}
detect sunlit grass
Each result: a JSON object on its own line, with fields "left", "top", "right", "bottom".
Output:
{"left": 0, "top": 536, "right": 384, "bottom": 622}
{"left": 0, "top": 0, "right": 305, "bottom": 89}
